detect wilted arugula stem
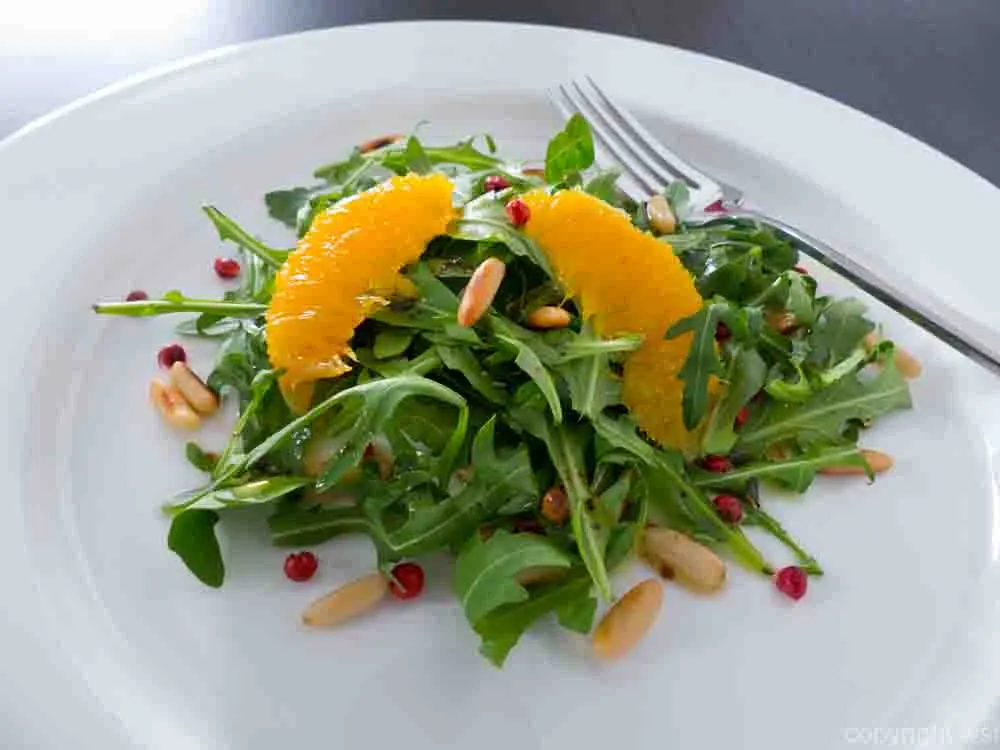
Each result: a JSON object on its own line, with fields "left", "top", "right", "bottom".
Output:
{"left": 93, "top": 299, "right": 268, "bottom": 317}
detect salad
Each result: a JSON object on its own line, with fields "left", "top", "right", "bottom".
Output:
{"left": 93, "top": 115, "right": 916, "bottom": 666}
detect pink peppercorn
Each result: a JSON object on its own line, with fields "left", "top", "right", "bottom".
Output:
{"left": 484, "top": 175, "right": 511, "bottom": 192}
{"left": 505, "top": 198, "right": 531, "bottom": 227}
{"left": 713, "top": 494, "right": 744, "bottom": 524}
{"left": 775, "top": 566, "right": 808, "bottom": 601}
{"left": 157, "top": 343, "right": 187, "bottom": 369}
{"left": 702, "top": 455, "right": 732, "bottom": 473}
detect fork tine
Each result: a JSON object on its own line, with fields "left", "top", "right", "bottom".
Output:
{"left": 568, "top": 80, "right": 687, "bottom": 191}
{"left": 581, "top": 76, "right": 717, "bottom": 191}
{"left": 554, "top": 85, "right": 665, "bottom": 196}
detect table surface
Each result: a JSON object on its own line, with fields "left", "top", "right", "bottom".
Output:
{"left": 2, "top": 1, "right": 999, "bottom": 185}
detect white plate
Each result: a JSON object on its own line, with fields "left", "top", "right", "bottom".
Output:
{"left": 2, "top": 21, "right": 1000, "bottom": 750}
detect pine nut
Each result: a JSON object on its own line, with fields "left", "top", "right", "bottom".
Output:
{"left": 527, "top": 306, "right": 572, "bottom": 330}
{"left": 641, "top": 526, "right": 726, "bottom": 594}
{"left": 303, "top": 435, "right": 338, "bottom": 477}
{"left": 301, "top": 572, "right": 388, "bottom": 628}
{"left": 893, "top": 348, "right": 922, "bottom": 378}
{"left": 646, "top": 194, "right": 676, "bottom": 235}
{"left": 540, "top": 486, "right": 569, "bottom": 524}
{"left": 169, "top": 362, "right": 219, "bottom": 415}
{"left": 766, "top": 309, "right": 797, "bottom": 334}
{"left": 358, "top": 134, "right": 402, "bottom": 154}
{"left": 863, "top": 333, "right": 922, "bottom": 379}
{"left": 592, "top": 578, "right": 663, "bottom": 660}
{"left": 457, "top": 257, "right": 506, "bottom": 327}
{"left": 819, "top": 449, "right": 894, "bottom": 476}
{"left": 149, "top": 379, "right": 201, "bottom": 430}
{"left": 515, "top": 566, "right": 567, "bottom": 587}
{"left": 369, "top": 440, "right": 395, "bottom": 480}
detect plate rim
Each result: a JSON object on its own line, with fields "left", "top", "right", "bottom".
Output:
{"left": 2, "top": 20, "right": 999, "bottom": 749}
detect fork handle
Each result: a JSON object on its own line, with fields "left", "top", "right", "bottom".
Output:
{"left": 730, "top": 208, "right": 1000, "bottom": 376}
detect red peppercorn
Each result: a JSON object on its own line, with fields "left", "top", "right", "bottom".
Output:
{"left": 775, "top": 566, "right": 808, "bottom": 601}
{"left": 715, "top": 322, "right": 731, "bottom": 342}
{"left": 125, "top": 290, "right": 148, "bottom": 301}
{"left": 388, "top": 562, "right": 425, "bottom": 600}
{"left": 702, "top": 454, "right": 732, "bottom": 473}
{"left": 214, "top": 257, "right": 241, "bottom": 279}
{"left": 713, "top": 494, "right": 744, "bottom": 524}
{"left": 157, "top": 343, "right": 187, "bottom": 369}
{"left": 283, "top": 551, "right": 318, "bottom": 582}
{"left": 505, "top": 197, "right": 531, "bottom": 227}
{"left": 484, "top": 175, "right": 511, "bottom": 192}
{"left": 735, "top": 405, "right": 750, "bottom": 429}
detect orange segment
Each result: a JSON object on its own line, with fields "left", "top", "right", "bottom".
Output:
{"left": 266, "top": 173, "right": 454, "bottom": 388}
{"left": 520, "top": 188, "right": 705, "bottom": 452}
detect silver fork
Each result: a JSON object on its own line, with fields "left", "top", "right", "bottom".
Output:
{"left": 550, "top": 77, "right": 1000, "bottom": 377}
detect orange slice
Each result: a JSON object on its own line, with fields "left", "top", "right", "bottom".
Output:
{"left": 520, "top": 188, "right": 706, "bottom": 452}
{"left": 266, "top": 173, "right": 454, "bottom": 390}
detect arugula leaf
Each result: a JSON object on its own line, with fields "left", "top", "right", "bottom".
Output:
{"left": 702, "top": 346, "right": 766, "bottom": 455}
{"left": 174, "top": 375, "right": 467, "bottom": 513}
{"left": 743, "top": 503, "right": 823, "bottom": 575}
{"left": 604, "top": 521, "right": 639, "bottom": 570}
{"left": 313, "top": 147, "right": 370, "bottom": 182}
{"left": 555, "top": 326, "right": 623, "bottom": 418}
{"left": 436, "top": 344, "right": 507, "bottom": 404}
{"left": 264, "top": 187, "right": 312, "bottom": 229}
{"left": 783, "top": 271, "right": 817, "bottom": 327}
{"left": 452, "top": 194, "right": 553, "bottom": 274}
{"left": 376, "top": 418, "right": 538, "bottom": 559}
{"left": 311, "top": 377, "right": 469, "bottom": 491}
{"left": 382, "top": 397, "right": 463, "bottom": 464}
{"left": 596, "top": 470, "right": 633, "bottom": 525}
{"left": 664, "top": 182, "right": 691, "bottom": 219}
{"left": 510, "top": 407, "right": 611, "bottom": 599}
{"left": 667, "top": 303, "right": 727, "bottom": 429}
{"left": 584, "top": 169, "right": 623, "bottom": 205}
{"left": 591, "top": 414, "right": 772, "bottom": 574}
{"left": 693, "top": 443, "right": 869, "bottom": 493}
{"left": 765, "top": 360, "right": 814, "bottom": 403}
{"left": 454, "top": 530, "right": 573, "bottom": 624}
{"left": 168, "top": 509, "right": 224, "bottom": 587}
{"left": 474, "top": 575, "right": 593, "bottom": 667}
{"left": 270, "top": 417, "right": 537, "bottom": 559}
{"left": 185, "top": 442, "right": 217, "bottom": 473}
{"left": 201, "top": 206, "right": 290, "bottom": 268}
{"left": 380, "top": 138, "right": 502, "bottom": 173}
{"left": 494, "top": 331, "right": 563, "bottom": 424}
{"left": 806, "top": 298, "right": 875, "bottom": 369}
{"left": 403, "top": 135, "right": 432, "bottom": 174}
{"left": 269, "top": 504, "right": 369, "bottom": 547}
{"left": 373, "top": 330, "right": 414, "bottom": 360}
{"left": 555, "top": 588, "right": 598, "bottom": 633}
{"left": 93, "top": 295, "right": 266, "bottom": 318}
{"left": 545, "top": 114, "right": 595, "bottom": 184}
{"left": 738, "top": 361, "right": 912, "bottom": 455}
{"left": 167, "top": 476, "right": 311, "bottom": 513}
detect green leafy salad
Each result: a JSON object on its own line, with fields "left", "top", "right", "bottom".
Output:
{"left": 93, "top": 115, "right": 914, "bottom": 666}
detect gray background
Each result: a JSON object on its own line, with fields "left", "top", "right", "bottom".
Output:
{"left": 2, "top": 1, "right": 998, "bottom": 183}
